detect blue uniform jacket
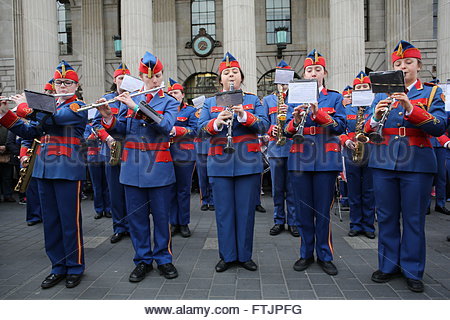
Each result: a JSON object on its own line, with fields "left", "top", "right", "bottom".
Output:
{"left": 364, "top": 80, "right": 447, "bottom": 173}
{"left": 0, "top": 96, "right": 88, "bottom": 180}
{"left": 199, "top": 92, "right": 270, "bottom": 177}
{"left": 84, "top": 123, "right": 106, "bottom": 163}
{"left": 169, "top": 103, "right": 198, "bottom": 162}
{"left": 285, "top": 88, "right": 346, "bottom": 171}
{"left": 263, "top": 93, "right": 293, "bottom": 158}
{"left": 103, "top": 90, "right": 178, "bottom": 188}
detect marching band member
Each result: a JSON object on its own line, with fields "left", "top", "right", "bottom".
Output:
{"left": 199, "top": 52, "right": 270, "bottom": 272}
{"left": 167, "top": 78, "right": 197, "bottom": 238}
{"left": 84, "top": 121, "right": 111, "bottom": 219}
{"left": 94, "top": 63, "right": 130, "bottom": 243}
{"left": 365, "top": 40, "right": 446, "bottom": 292}
{"left": 263, "top": 60, "right": 298, "bottom": 237}
{"left": 340, "top": 72, "right": 376, "bottom": 239}
{"left": 286, "top": 49, "right": 346, "bottom": 276}
{"left": 97, "top": 51, "right": 179, "bottom": 282}
{"left": 0, "top": 60, "right": 88, "bottom": 289}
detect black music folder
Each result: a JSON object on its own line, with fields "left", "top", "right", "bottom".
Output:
{"left": 215, "top": 89, "right": 244, "bottom": 107}
{"left": 369, "top": 70, "right": 406, "bottom": 94}
{"left": 24, "top": 90, "right": 57, "bottom": 114}
{"left": 138, "top": 101, "right": 163, "bottom": 124}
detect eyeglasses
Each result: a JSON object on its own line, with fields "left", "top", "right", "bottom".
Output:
{"left": 54, "top": 80, "right": 76, "bottom": 86}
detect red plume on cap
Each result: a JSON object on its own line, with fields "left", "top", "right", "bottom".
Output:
{"left": 391, "top": 40, "right": 422, "bottom": 63}
{"left": 218, "top": 52, "right": 241, "bottom": 74}
{"left": 113, "top": 63, "right": 131, "bottom": 78}
{"left": 303, "top": 49, "right": 326, "bottom": 69}
{"left": 54, "top": 60, "right": 79, "bottom": 82}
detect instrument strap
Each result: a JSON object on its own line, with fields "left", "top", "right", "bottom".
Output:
{"left": 427, "top": 85, "right": 438, "bottom": 110}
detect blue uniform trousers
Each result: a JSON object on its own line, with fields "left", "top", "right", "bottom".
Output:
{"left": 37, "top": 178, "right": 84, "bottom": 275}
{"left": 372, "top": 168, "right": 432, "bottom": 280}
{"left": 344, "top": 159, "right": 375, "bottom": 233}
{"left": 170, "top": 161, "right": 195, "bottom": 225}
{"left": 196, "top": 153, "right": 214, "bottom": 205}
{"left": 291, "top": 171, "right": 338, "bottom": 262}
{"left": 88, "top": 162, "right": 111, "bottom": 215}
{"left": 124, "top": 184, "right": 173, "bottom": 266}
{"left": 269, "top": 157, "right": 296, "bottom": 225}
{"left": 105, "top": 164, "right": 128, "bottom": 234}
{"left": 210, "top": 174, "right": 260, "bottom": 263}
{"left": 428, "top": 148, "right": 447, "bottom": 208}
{"left": 26, "top": 177, "right": 42, "bottom": 223}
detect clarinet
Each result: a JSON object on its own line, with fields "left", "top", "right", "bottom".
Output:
{"left": 292, "top": 104, "right": 311, "bottom": 143}
{"left": 368, "top": 97, "right": 393, "bottom": 143}
{"left": 223, "top": 81, "right": 235, "bottom": 154}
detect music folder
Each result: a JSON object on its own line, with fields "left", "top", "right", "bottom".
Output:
{"left": 24, "top": 90, "right": 57, "bottom": 114}
{"left": 215, "top": 89, "right": 244, "bottom": 107}
{"left": 138, "top": 101, "right": 163, "bottom": 124}
{"left": 369, "top": 70, "right": 406, "bottom": 94}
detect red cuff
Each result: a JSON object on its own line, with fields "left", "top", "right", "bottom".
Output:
{"left": 102, "top": 117, "right": 116, "bottom": 131}
{"left": 339, "top": 134, "right": 350, "bottom": 146}
{"left": 286, "top": 119, "right": 297, "bottom": 134}
{"left": 363, "top": 119, "right": 375, "bottom": 134}
{"left": 204, "top": 119, "right": 219, "bottom": 135}
{"left": 404, "top": 106, "right": 435, "bottom": 126}
{"left": 437, "top": 134, "right": 450, "bottom": 146}
{"left": 20, "top": 146, "right": 28, "bottom": 158}
{"left": 97, "top": 128, "right": 110, "bottom": 141}
{"left": 175, "top": 126, "right": 188, "bottom": 137}
{"left": 0, "top": 110, "right": 19, "bottom": 129}
{"left": 267, "top": 124, "right": 275, "bottom": 136}
{"left": 242, "top": 111, "right": 258, "bottom": 127}
{"left": 16, "top": 103, "right": 33, "bottom": 118}
{"left": 313, "top": 109, "right": 334, "bottom": 126}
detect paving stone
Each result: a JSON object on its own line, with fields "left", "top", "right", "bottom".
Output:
{"left": 78, "top": 287, "right": 110, "bottom": 299}
{"left": 288, "top": 290, "right": 317, "bottom": 299}
{"left": 312, "top": 284, "right": 344, "bottom": 298}
{"left": 209, "top": 284, "right": 235, "bottom": 297}
{"left": 342, "top": 290, "right": 373, "bottom": 300}
{"left": 186, "top": 278, "right": 212, "bottom": 290}
{"left": 236, "top": 278, "right": 261, "bottom": 290}
{"left": 262, "top": 284, "right": 288, "bottom": 298}
{"left": 129, "top": 288, "right": 159, "bottom": 299}
{"left": 364, "top": 284, "right": 400, "bottom": 298}
{"left": 182, "top": 289, "right": 209, "bottom": 299}
{"left": 236, "top": 290, "right": 262, "bottom": 299}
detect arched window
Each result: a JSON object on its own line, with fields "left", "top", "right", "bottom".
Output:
{"left": 257, "top": 69, "right": 300, "bottom": 99}
{"left": 57, "top": 0, "right": 73, "bottom": 55}
{"left": 183, "top": 72, "right": 219, "bottom": 103}
{"left": 191, "top": 0, "right": 216, "bottom": 38}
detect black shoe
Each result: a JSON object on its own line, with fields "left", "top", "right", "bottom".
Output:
{"left": 180, "top": 225, "right": 191, "bottom": 238}
{"left": 435, "top": 206, "right": 450, "bottom": 215}
{"left": 293, "top": 257, "right": 314, "bottom": 272}
{"left": 104, "top": 211, "right": 112, "bottom": 218}
{"left": 65, "top": 274, "right": 82, "bottom": 288}
{"left": 365, "top": 231, "right": 376, "bottom": 239}
{"left": 215, "top": 259, "right": 232, "bottom": 272}
{"left": 94, "top": 212, "right": 103, "bottom": 219}
{"left": 406, "top": 278, "right": 424, "bottom": 292}
{"left": 240, "top": 260, "right": 257, "bottom": 271}
{"left": 158, "top": 263, "right": 178, "bottom": 279}
{"left": 371, "top": 270, "right": 402, "bottom": 283}
{"left": 129, "top": 262, "right": 153, "bottom": 282}
{"left": 348, "top": 229, "right": 362, "bottom": 237}
{"left": 426, "top": 207, "right": 431, "bottom": 215}
{"left": 447, "top": 235, "right": 450, "bottom": 242}
{"left": 41, "top": 274, "right": 65, "bottom": 289}
{"left": 270, "top": 224, "right": 285, "bottom": 236}
{"left": 317, "top": 259, "right": 338, "bottom": 276}
{"left": 27, "top": 220, "right": 42, "bottom": 226}
{"left": 200, "top": 204, "right": 209, "bottom": 211}
{"left": 110, "top": 232, "right": 129, "bottom": 243}
{"left": 170, "top": 225, "right": 180, "bottom": 236}
{"left": 288, "top": 225, "right": 300, "bottom": 237}
{"left": 208, "top": 204, "right": 215, "bottom": 211}
{"left": 255, "top": 204, "right": 266, "bottom": 213}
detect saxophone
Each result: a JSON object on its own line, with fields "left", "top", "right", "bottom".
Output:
{"left": 14, "top": 138, "right": 40, "bottom": 193}
{"left": 275, "top": 91, "right": 287, "bottom": 146}
{"left": 109, "top": 139, "right": 122, "bottom": 166}
{"left": 352, "top": 106, "right": 370, "bottom": 163}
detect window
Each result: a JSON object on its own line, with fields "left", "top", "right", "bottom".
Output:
{"left": 266, "top": 0, "right": 291, "bottom": 45}
{"left": 433, "top": 0, "right": 438, "bottom": 39}
{"left": 364, "top": 0, "right": 369, "bottom": 42}
{"left": 191, "top": 0, "right": 216, "bottom": 38}
{"left": 183, "top": 73, "right": 219, "bottom": 103}
{"left": 257, "top": 69, "right": 300, "bottom": 99}
{"left": 57, "top": 0, "right": 73, "bottom": 55}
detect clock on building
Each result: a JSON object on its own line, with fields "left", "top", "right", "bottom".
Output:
{"left": 190, "top": 28, "right": 217, "bottom": 57}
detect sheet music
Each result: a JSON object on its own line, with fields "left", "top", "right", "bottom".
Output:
{"left": 352, "top": 90, "right": 375, "bottom": 107}
{"left": 442, "top": 83, "right": 450, "bottom": 112}
{"left": 287, "top": 80, "right": 318, "bottom": 104}
{"left": 88, "top": 109, "right": 97, "bottom": 120}
{"left": 192, "top": 95, "right": 206, "bottom": 109}
{"left": 274, "top": 69, "right": 295, "bottom": 85}
{"left": 120, "top": 75, "right": 144, "bottom": 92}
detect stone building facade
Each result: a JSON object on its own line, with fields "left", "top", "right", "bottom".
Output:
{"left": 0, "top": 0, "right": 449, "bottom": 104}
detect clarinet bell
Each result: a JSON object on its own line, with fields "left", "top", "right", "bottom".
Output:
{"left": 368, "top": 132, "right": 384, "bottom": 144}
{"left": 293, "top": 133, "right": 305, "bottom": 144}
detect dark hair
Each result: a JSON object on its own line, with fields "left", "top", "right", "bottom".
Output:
{"left": 110, "top": 82, "right": 117, "bottom": 91}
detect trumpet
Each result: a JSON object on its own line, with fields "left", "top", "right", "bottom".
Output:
{"left": 368, "top": 96, "right": 393, "bottom": 143}
{"left": 0, "top": 93, "right": 74, "bottom": 102}
{"left": 292, "top": 104, "right": 311, "bottom": 143}
{"left": 76, "top": 86, "right": 165, "bottom": 112}
{"left": 223, "top": 81, "right": 235, "bottom": 154}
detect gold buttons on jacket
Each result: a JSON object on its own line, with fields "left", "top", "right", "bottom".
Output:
{"left": 399, "top": 112, "right": 403, "bottom": 116}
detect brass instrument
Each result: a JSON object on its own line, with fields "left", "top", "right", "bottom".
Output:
{"left": 223, "top": 81, "right": 235, "bottom": 154}
{"left": 352, "top": 106, "right": 370, "bottom": 163}
{"left": 368, "top": 97, "right": 393, "bottom": 143}
{"left": 14, "top": 139, "right": 40, "bottom": 193}
{"left": 275, "top": 90, "right": 287, "bottom": 146}
{"left": 292, "top": 104, "right": 311, "bottom": 143}
{"left": 109, "top": 140, "right": 122, "bottom": 166}
{"left": 76, "top": 86, "right": 165, "bottom": 112}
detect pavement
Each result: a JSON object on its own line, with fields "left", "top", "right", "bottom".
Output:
{"left": 0, "top": 193, "right": 449, "bottom": 300}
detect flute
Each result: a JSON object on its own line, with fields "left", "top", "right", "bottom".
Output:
{"left": 76, "top": 86, "right": 165, "bottom": 112}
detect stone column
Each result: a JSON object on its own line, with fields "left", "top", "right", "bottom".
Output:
{"left": 153, "top": 0, "right": 177, "bottom": 83}
{"left": 437, "top": 0, "right": 450, "bottom": 82}
{"left": 385, "top": 0, "right": 410, "bottom": 64}
{"left": 121, "top": 0, "right": 153, "bottom": 75}
{"left": 306, "top": 0, "right": 330, "bottom": 59}
{"left": 82, "top": 0, "right": 105, "bottom": 104}
{"left": 13, "top": 0, "right": 25, "bottom": 92}
{"left": 22, "top": 0, "right": 58, "bottom": 91}
{"left": 329, "top": 0, "right": 365, "bottom": 91}
{"left": 223, "top": 0, "right": 257, "bottom": 93}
